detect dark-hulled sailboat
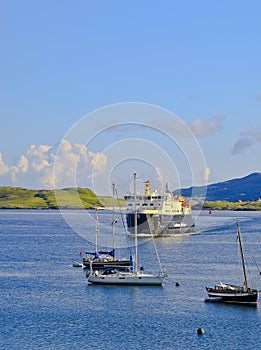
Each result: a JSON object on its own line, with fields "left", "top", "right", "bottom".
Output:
{"left": 82, "top": 183, "right": 131, "bottom": 271}
{"left": 206, "top": 223, "right": 258, "bottom": 304}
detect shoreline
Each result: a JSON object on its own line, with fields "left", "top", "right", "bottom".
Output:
{"left": 0, "top": 206, "right": 261, "bottom": 211}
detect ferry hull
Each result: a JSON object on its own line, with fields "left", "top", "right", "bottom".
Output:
{"left": 126, "top": 213, "right": 194, "bottom": 236}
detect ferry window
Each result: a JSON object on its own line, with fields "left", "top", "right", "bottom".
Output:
{"left": 150, "top": 203, "right": 154, "bottom": 206}
{"left": 143, "top": 203, "right": 148, "bottom": 206}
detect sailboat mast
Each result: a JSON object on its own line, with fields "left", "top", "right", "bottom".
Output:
{"left": 112, "top": 182, "right": 116, "bottom": 253}
{"left": 95, "top": 208, "right": 99, "bottom": 255}
{"left": 237, "top": 222, "right": 248, "bottom": 289}
{"left": 134, "top": 173, "right": 138, "bottom": 274}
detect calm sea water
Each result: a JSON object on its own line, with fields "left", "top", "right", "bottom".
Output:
{"left": 1, "top": 209, "right": 261, "bottom": 350}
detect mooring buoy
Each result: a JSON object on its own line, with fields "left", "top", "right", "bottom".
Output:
{"left": 197, "top": 328, "right": 204, "bottom": 335}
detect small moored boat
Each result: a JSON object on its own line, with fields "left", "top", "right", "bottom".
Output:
{"left": 82, "top": 183, "right": 131, "bottom": 270}
{"left": 206, "top": 282, "right": 258, "bottom": 303}
{"left": 206, "top": 223, "right": 258, "bottom": 304}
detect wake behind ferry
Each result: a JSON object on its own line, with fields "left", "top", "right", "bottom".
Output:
{"left": 124, "top": 181, "right": 195, "bottom": 237}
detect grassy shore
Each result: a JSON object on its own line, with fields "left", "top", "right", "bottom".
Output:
{"left": 1, "top": 186, "right": 261, "bottom": 210}
{"left": 201, "top": 200, "right": 261, "bottom": 211}
{"left": 0, "top": 187, "right": 124, "bottom": 209}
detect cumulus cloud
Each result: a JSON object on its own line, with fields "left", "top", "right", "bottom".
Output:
{"left": 53, "top": 140, "right": 85, "bottom": 188}
{"left": 188, "top": 116, "right": 223, "bottom": 137}
{"left": 0, "top": 152, "right": 9, "bottom": 175}
{"left": 89, "top": 151, "right": 108, "bottom": 173}
{"left": 11, "top": 154, "right": 29, "bottom": 183}
{"left": 0, "top": 140, "right": 107, "bottom": 189}
{"left": 53, "top": 140, "right": 108, "bottom": 188}
{"left": 232, "top": 126, "right": 261, "bottom": 155}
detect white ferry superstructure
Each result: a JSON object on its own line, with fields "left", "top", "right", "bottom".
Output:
{"left": 124, "top": 181, "right": 195, "bottom": 237}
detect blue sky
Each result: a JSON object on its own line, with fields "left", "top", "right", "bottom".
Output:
{"left": 0, "top": 1, "right": 261, "bottom": 194}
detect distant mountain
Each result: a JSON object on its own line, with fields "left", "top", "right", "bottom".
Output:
{"left": 174, "top": 172, "right": 261, "bottom": 202}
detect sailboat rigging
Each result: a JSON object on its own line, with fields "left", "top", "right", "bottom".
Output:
{"left": 82, "top": 183, "right": 131, "bottom": 270}
{"left": 87, "top": 173, "right": 167, "bottom": 286}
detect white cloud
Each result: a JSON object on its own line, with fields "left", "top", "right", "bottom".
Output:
{"left": 11, "top": 154, "right": 29, "bottom": 183}
{"left": 89, "top": 151, "right": 108, "bottom": 174}
{"left": 53, "top": 140, "right": 108, "bottom": 188}
{"left": 0, "top": 152, "right": 9, "bottom": 175}
{"left": 188, "top": 116, "right": 223, "bottom": 137}
{"left": 0, "top": 140, "right": 108, "bottom": 189}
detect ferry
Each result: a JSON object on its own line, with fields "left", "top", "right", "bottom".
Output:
{"left": 124, "top": 181, "right": 195, "bottom": 237}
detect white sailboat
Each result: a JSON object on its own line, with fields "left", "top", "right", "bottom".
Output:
{"left": 88, "top": 173, "right": 167, "bottom": 286}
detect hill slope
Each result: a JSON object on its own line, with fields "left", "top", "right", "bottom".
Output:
{"left": 1, "top": 172, "right": 261, "bottom": 209}
{"left": 0, "top": 187, "right": 123, "bottom": 209}
{"left": 175, "top": 172, "right": 261, "bottom": 202}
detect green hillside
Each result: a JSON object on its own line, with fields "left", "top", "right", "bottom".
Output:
{"left": 0, "top": 186, "right": 125, "bottom": 209}
{"left": 1, "top": 186, "right": 260, "bottom": 210}
{"left": 202, "top": 200, "right": 261, "bottom": 211}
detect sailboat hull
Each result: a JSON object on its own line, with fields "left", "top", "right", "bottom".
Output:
{"left": 88, "top": 272, "right": 164, "bottom": 286}
{"left": 206, "top": 287, "right": 258, "bottom": 303}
